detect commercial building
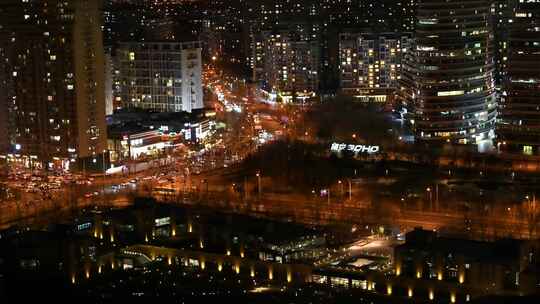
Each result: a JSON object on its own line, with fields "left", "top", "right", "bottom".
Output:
{"left": 400, "top": 0, "right": 497, "bottom": 145}
{"left": 339, "top": 32, "right": 411, "bottom": 102}
{"left": 108, "top": 129, "right": 170, "bottom": 162}
{"left": 107, "top": 109, "right": 215, "bottom": 163}
{"left": 117, "top": 41, "right": 203, "bottom": 113}
{"left": 496, "top": 0, "right": 540, "bottom": 156}
{"left": 0, "top": 0, "right": 108, "bottom": 171}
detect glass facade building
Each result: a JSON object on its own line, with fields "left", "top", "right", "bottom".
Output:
{"left": 402, "top": 0, "right": 497, "bottom": 145}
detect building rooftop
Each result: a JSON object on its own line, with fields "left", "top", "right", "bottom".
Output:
{"left": 107, "top": 108, "right": 212, "bottom": 137}
{"left": 396, "top": 228, "right": 526, "bottom": 264}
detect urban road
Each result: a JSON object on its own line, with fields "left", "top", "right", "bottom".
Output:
{"left": 2, "top": 71, "right": 539, "bottom": 239}
{"left": 169, "top": 191, "right": 537, "bottom": 241}
{"left": 2, "top": 175, "right": 538, "bottom": 241}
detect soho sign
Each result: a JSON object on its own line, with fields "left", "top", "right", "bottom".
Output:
{"left": 330, "top": 143, "right": 380, "bottom": 154}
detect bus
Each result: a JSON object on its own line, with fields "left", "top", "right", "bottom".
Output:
{"left": 152, "top": 187, "right": 177, "bottom": 195}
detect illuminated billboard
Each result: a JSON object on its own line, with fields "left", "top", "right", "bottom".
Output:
{"left": 154, "top": 217, "right": 171, "bottom": 227}
{"left": 330, "top": 142, "right": 380, "bottom": 155}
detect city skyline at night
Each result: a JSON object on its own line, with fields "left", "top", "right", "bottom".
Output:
{"left": 0, "top": 0, "right": 540, "bottom": 302}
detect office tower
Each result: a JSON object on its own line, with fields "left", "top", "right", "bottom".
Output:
{"left": 339, "top": 32, "right": 412, "bottom": 102}
{"left": 117, "top": 41, "right": 203, "bottom": 113}
{"left": 402, "top": 0, "right": 497, "bottom": 145}
{"left": 497, "top": 0, "right": 540, "bottom": 155}
{"left": 0, "top": 0, "right": 107, "bottom": 170}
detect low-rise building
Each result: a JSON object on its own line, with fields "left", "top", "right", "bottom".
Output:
{"left": 394, "top": 228, "right": 540, "bottom": 299}
{"left": 107, "top": 110, "right": 215, "bottom": 163}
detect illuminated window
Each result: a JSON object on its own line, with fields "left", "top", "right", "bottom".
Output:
{"left": 437, "top": 90, "right": 464, "bottom": 97}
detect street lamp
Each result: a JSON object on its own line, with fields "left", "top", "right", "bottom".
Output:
{"left": 348, "top": 179, "right": 352, "bottom": 201}
{"left": 426, "top": 187, "right": 433, "bottom": 207}
{"left": 102, "top": 150, "right": 107, "bottom": 173}
{"left": 203, "top": 179, "right": 209, "bottom": 196}
{"left": 256, "top": 171, "right": 261, "bottom": 199}
{"left": 327, "top": 188, "right": 330, "bottom": 204}
{"left": 102, "top": 150, "right": 107, "bottom": 206}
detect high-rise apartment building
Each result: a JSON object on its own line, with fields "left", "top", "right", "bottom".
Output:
{"left": 400, "top": 0, "right": 497, "bottom": 145}
{"left": 255, "top": 24, "right": 321, "bottom": 103}
{"left": 104, "top": 53, "right": 115, "bottom": 116}
{"left": 0, "top": 49, "right": 8, "bottom": 156}
{"left": 0, "top": 0, "right": 107, "bottom": 170}
{"left": 249, "top": 29, "right": 266, "bottom": 83}
{"left": 117, "top": 41, "right": 203, "bottom": 113}
{"left": 339, "top": 32, "right": 412, "bottom": 102}
{"left": 264, "top": 33, "right": 320, "bottom": 103}
{"left": 496, "top": 0, "right": 540, "bottom": 155}
{"left": 491, "top": 0, "right": 511, "bottom": 87}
